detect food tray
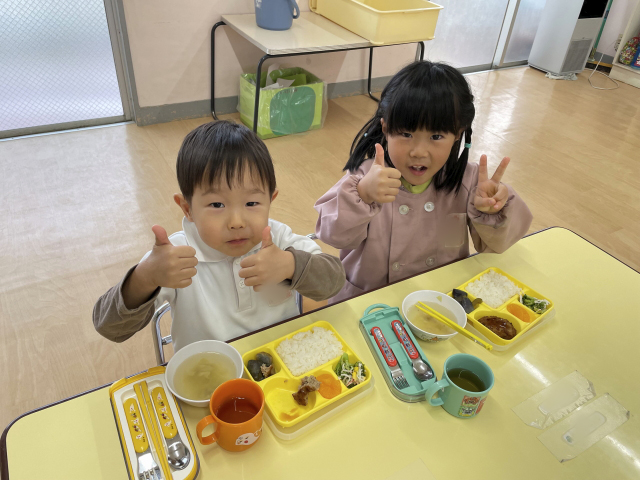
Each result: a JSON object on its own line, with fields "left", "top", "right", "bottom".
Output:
{"left": 264, "top": 377, "right": 375, "bottom": 441}
{"left": 451, "top": 267, "right": 556, "bottom": 351}
{"left": 242, "top": 321, "right": 372, "bottom": 429}
{"left": 109, "top": 366, "right": 199, "bottom": 480}
{"left": 359, "top": 304, "right": 437, "bottom": 402}
{"left": 310, "top": 0, "right": 443, "bottom": 46}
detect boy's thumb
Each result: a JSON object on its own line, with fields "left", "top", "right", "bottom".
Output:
{"left": 152, "top": 225, "right": 171, "bottom": 246}
{"left": 260, "top": 226, "right": 273, "bottom": 249}
{"left": 374, "top": 143, "right": 385, "bottom": 166}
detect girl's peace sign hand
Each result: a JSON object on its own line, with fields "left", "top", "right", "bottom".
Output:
{"left": 474, "top": 155, "right": 510, "bottom": 213}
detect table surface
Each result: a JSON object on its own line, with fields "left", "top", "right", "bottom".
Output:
{"left": 4, "top": 228, "right": 640, "bottom": 480}
{"left": 221, "top": 12, "right": 374, "bottom": 55}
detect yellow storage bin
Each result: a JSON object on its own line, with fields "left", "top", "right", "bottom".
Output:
{"left": 309, "top": 0, "right": 443, "bottom": 46}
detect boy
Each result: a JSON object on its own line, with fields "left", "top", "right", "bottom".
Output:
{"left": 93, "top": 121, "right": 345, "bottom": 351}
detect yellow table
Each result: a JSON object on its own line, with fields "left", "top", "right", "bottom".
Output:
{"left": 3, "top": 228, "right": 639, "bottom": 480}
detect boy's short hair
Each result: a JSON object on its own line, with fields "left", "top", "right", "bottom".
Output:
{"left": 176, "top": 120, "right": 277, "bottom": 202}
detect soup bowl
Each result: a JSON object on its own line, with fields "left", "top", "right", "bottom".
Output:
{"left": 165, "top": 340, "right": 244, "bottom": 407}
{"left": 402, "top": 290, "right": 467, "bottom": 343}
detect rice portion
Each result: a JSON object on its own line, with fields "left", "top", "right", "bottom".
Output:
{"left": 276, "top": 327, "right": 343, "bottom": 376}
{"left": 465, "top": 270, "right": 521, "bottom": 308}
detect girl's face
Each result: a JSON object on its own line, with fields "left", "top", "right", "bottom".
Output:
{"left": 382, "top": 119, "right": 460, "bottom": 186}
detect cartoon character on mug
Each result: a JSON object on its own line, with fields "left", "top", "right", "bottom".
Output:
{"left": 458, "top": 395, "right": 482, "bottom": 417}
{"left": 235, "top": 428, "right": 262, "bottom": 445}
{"left": 459, "top": 406, "right": 477, "bottom": 417}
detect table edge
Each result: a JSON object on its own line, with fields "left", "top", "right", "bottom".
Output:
{"left": 2, "top": 226, "right": 636, "bottom": 479}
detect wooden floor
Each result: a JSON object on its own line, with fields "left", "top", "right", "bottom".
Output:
{"left": 1, "top": 67, "right": 639, "bottom": 430}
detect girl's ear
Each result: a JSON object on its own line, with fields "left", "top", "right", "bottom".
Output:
{"left": 380, "top": 118, "right": 388, "bottom": 135}
{"left": 270, "top": 189, "right": 279, "bottom": 203}
{"left": 174, "top": 193, "right": 193, "bottom": 221}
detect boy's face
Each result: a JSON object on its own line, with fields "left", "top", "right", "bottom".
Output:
{"left": 382, "top": 120, "right": 459, "bottom": 186}
{"left": 175, "top": 172, "right": 276, "bottom": 257}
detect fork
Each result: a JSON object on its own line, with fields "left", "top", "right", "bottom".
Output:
{"left": 137, "top": 449, "right": 162, "bottom": 480}
{"left": 370, "top": 326, "right": 410, "bottom": 390}
{"left": 123, "top": 398, "right": 163, "bottom": 480}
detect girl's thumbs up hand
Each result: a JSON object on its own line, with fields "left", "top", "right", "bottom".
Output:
{"left": 357, "top": 143, "right": 402, "bottom": 205}
{"left": 239, "top": 226, "right": 295, "bottom": 292}
{"left": 474, "top": 155, "right": 510, "bottom": 213}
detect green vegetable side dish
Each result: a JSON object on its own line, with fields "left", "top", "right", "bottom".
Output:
{"left": 520, "top": 294, "right": 550, "bottom": 314}
{"left": 334, "top": 353, "right": 366, "bottom": 389}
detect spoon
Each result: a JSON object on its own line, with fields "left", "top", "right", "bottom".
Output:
{"left": 391, "top": 320, "right": 434, "bottom": 382}
{"left": 166, "top": 438, "right": 190, "bottom": 470}
{"left": 410, "top": 356, "right": 434, "bottom": 382}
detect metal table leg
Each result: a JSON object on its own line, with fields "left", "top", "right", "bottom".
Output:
{"left": 367, "top": 47, "right": 379, "bottom": 102}
{"left": 253, "top": 54, "right": 271, "bottom": 133}
{"left": 368, "top": 42, "right": 425, "bottom": 103}
{"left": 211, "top": 21, "right": 226, "bottom": 120}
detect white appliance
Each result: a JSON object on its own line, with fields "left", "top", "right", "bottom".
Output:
{"left": 529, "top": 0, "right": 608, "bottom": 76}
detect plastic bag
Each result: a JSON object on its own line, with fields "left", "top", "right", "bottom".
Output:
{"left": 238, "top": 66, "right": 327, "bottom": 139}
{"left": 512, "top": 371, "right": 595, "bottom": 429}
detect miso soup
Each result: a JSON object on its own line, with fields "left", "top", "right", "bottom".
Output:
{"left": 174, "top": 352, "right": 237, "bottom": 401}
{"left": 406, "top": 304, "right": 455, "bottom": 335}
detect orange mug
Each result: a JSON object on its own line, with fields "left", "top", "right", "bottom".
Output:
{"left": 196, "top": 378, "right": 265, "bottom": 451}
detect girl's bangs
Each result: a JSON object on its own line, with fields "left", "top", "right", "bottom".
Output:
{"left": 385, "top": 84, "right": 460, "bottom": 135}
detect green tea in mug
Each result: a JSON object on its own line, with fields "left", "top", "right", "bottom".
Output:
{"left": 447, "top": 368, "right": 486, "bottom": 393}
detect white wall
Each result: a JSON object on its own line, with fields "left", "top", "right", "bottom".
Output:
{"left": 598, "top": 0, "right": 639, "bottom": 58}
{"left": 122, "top": 0, "right": 415, "bottom": 108}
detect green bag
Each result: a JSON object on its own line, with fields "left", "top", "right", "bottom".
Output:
{"left": 238, "top": 67, "right": 325, "bottom": 139}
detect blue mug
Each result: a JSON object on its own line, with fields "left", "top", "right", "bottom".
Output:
{"left": 425, "top": 354, "right": 494, "bottom": 418}
{"left": 255, "top": 0, "right": 300, "bottom": 31}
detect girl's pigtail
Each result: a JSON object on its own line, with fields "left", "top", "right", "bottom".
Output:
{"left": 344, "top": 112, "right": 386, "bottom": 172}
{"left": 453, "top": 127, "right": 472, "bottom": 194}
{"left": 434, "top": 126, "right": 472, "bottom": 195}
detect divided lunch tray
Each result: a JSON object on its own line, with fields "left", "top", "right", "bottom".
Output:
{"left": 242, "top": 321, "right": 372, "bottom": 431}
{"left": 110, "top": 366, "right": 199, "bottom": 480}
{"left": 451, "top": 267, "right": 556, "bottom": 351}
{"left": 263, "top": 377, "right": 375, "bottom": 441}
{"left": 359, "top": 304, "right": 437, "bottom": 402}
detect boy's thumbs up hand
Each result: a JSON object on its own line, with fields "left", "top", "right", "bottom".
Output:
{"left": 152, "top": 225, "right": 171, "bottom": 246}
{"left": 239, "top": 226, "right": 295, "bottom": 292}
{"left": 260, "top": 225, "right": 273, "bottom": 249}
{"left": 357, "top": 143, "right": 401, "bottom": 205}
{"left": 139, "top": 225, "right": 198, "bottom": 289}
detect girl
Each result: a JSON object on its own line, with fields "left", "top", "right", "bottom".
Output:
{"left": 314, "top": 61, "right": 532, "bottom": 303}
